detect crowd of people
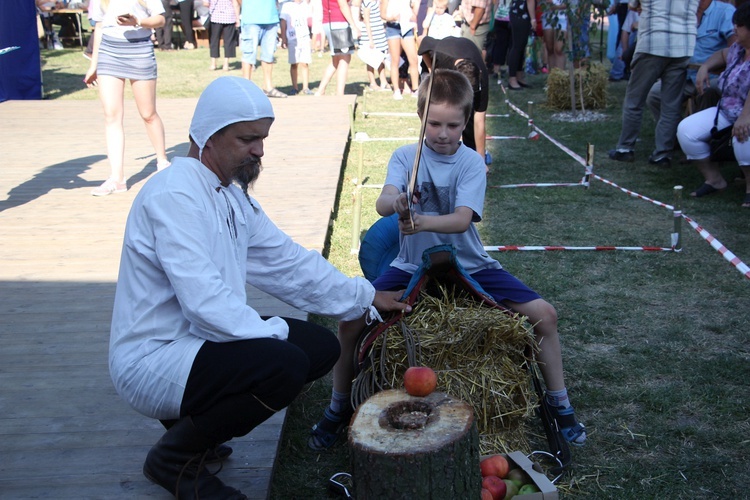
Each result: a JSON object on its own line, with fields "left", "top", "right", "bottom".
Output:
{"left": 608, "top": 0, "right": 749, "bottom": 208}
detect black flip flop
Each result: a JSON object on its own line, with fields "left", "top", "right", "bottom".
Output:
{"left": 690, "top": 182, "right": 725, "bottom": 198}
{"left": 518, "top": 81, "right": 533, "bottom": 89}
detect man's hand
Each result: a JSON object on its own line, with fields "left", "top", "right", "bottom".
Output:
{"left": 373, "top": 290, "right": 412, "bottom": 313}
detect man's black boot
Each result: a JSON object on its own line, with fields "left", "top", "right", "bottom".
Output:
{"left": 143, "top": 417, "right": 247, "bottom": 499}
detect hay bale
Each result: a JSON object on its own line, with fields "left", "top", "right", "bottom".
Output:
{"left": 546, "top": 63, "right": 608, "bottom": 110}
{"left": 352, "top": 286, "right": 539, "bottom": 455}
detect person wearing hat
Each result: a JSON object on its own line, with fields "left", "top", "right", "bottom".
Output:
{"left": 108, "top": 76, "right": 410, "bottom": 498}
{"left": 418, "top": 35, "right": 491, "bottom": 170}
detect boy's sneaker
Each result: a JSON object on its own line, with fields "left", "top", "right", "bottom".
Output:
{"left": 91, "top": 179, "right": 127, "bottom": 197}
{"left": 548, "top": 403, "right": 586, "bottom": 446}
{"left": 308, "top": 405, "right": 354, "bottom": 451}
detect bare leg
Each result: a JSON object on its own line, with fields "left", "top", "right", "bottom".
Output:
{"left": 401, "top": 36, "right": 419, "bottom": 93}
{"left": 387, "top": 37, "right": 401, "bottom": 95}
{"left": 692, "top": 158, "right": 727, "bottom": 195}
{"left": 131, "top": 78, "right": 168, "bottom": 165}
{"left": 97, "top": 75, "right": 127, "bottom": 183}
{"left": 315, "top": 60, "right": 337, "bottom": 95}
{"left": 290, "top": 63, "right": 298, "bottom": 91}
{"left": 505, "top": 298, "right": 565, "bottom": 392}
{"left": 242, "top": 61, "right": 253, "bottom": 80}
{"left": 334, "top": 54, "right": 350, "bottom": 95}
{"left": 261, "top": 60, "right": 274, "bottom": 91}
{"left": 301, "top": 62, "right": 309, "bottom": 90}
{"left": 332, "top": 317, "right": 367, "bottom": 393}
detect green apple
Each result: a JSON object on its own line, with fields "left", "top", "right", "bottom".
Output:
{"left": 518, "top": 483, "right": 541, "bottom": 495}
{"left": 506, "top": 468, "right": 528, "bottom": 487}
{"left": 503, "top": 478, "right": 519, "bottom": 498}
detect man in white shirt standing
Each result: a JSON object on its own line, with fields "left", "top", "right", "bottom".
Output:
{"left": 109, "top": 76, "right": 410, "bottom": 499}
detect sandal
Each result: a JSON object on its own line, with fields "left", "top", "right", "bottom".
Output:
{"left": 308, "top": 406, "right": 353, "bottom": 451}
{"left": 690, "top": 182, "right": 726, "bottom": 198}
{"left": 547, "top": 402, "right": 586, "bottom": 446}
{"left": 742, "top": 193, "right": 750, "bottom": 208}
{"left": 264, "top": 88, "right": 288, "bottom": 98}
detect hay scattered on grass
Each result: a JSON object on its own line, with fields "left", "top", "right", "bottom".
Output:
{"left": 546, "top": 63, "right": 608, "bottom": 111}
{"left": 353, "top": 285, "right": 539, "bottom": 455}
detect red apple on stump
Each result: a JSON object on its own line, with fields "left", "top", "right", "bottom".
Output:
{"left": 403, "top": 366, "right": 437, "bottom": 397}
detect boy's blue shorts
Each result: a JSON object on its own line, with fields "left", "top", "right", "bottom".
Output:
{"left": 372, "top": 267, "right": 541, "bottom": 305}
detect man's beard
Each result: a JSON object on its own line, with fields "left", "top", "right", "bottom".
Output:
{"left": 232, "top": 156, "right": 262, "bottom": 195}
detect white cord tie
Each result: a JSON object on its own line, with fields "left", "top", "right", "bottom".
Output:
{"left": 365, "top": 305, "right": 384, "bottom": 325}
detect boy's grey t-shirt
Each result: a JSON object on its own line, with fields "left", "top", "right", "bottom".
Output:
{"left": 384, "top": 142, "right": 501, "bottom": 274}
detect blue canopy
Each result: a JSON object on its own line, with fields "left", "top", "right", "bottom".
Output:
{"left": 0, "top": 0, "right": 43, "bottom": 101}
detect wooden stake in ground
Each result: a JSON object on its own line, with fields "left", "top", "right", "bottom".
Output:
{"left": 349, "top": 389, "right": 481, "bottom": 499}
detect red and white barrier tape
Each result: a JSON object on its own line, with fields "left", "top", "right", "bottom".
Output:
{"left": 498, "top": 95, "right": 750, "bottom": 279}
{"left": 489, "top": 181, "right": 585, "bottom": 189}
{"left": 592, "top": 175, "right": 675, "bottom": 211}
{"left": 682, "top": 214, "right": 750, "bottom": 279}
{"left": 484, "top": 245, "right": 673, "bottom": 252}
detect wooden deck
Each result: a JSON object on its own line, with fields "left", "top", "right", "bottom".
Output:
{"left": 0, "top": 94, "right": 357, "bottom": 498}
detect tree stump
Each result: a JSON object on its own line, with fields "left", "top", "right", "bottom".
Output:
{"left": 349, "top": 389, "right": 481, "bottom": 499}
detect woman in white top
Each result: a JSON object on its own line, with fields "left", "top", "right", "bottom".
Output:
{"left": 84, "top": 0, "right": 170, "bottom": 196}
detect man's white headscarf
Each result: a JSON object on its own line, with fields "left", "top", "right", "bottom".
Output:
{"left": 189, "top": 77, "right": 275, "bottom": 161}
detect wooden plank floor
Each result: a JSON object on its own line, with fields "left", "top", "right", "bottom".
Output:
{"left": 0, "top": 94, "right": 357, "bottom": 498}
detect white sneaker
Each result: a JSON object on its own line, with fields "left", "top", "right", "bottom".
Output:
{"left": 183, "top": 41, "right": 195, "bottom": 50}
{"left": 393, "top": 90, "right": 403, "bottom": 100}
{"left": 157, "top": 159, "right": 171, "bottom": 171}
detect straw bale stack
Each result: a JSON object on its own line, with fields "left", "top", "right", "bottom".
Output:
{"left": 352, "top": 285, "right": 539, "bottom": 455}
{"left": 546, "top": 63, "right": 608, "bottom": 110}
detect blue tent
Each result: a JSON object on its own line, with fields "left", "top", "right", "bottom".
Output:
{"left": 0, "top": 0, "right": 43, "bottom": 102}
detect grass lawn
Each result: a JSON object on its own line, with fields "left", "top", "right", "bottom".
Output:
{"left": 41, "top": 34, "right": 750, "bottom": 498}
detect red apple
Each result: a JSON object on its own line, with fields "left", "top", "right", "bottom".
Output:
{"left": 481, "top": 488, "right": 494, "bottom": 500}
{"left": 481, "top": 475, "right": 507, "bottom": 500}
{"left": 403, "top": 366, "right": 437, "bottom": 397}
{"left": 480, "top": 454, "right": 510, "bottom": 479}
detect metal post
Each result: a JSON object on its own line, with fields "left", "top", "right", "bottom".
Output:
{"left": 672, "top": 186, "right": 683, "bottom": 252}
{"left": 584, "top": 143, "right": 594, "bottom": 188}
{"left": 362, "top": 88, "right": 368, "bottom": 119}
{"left": 527, "top": 101, "right": 539, "bottom": 140}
